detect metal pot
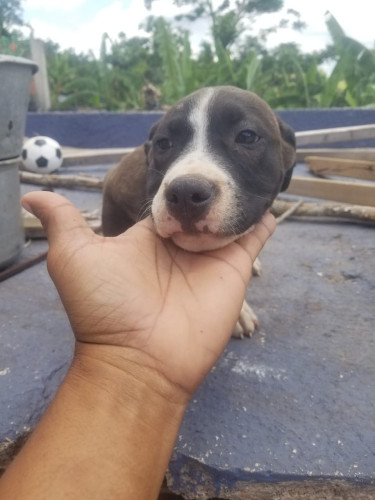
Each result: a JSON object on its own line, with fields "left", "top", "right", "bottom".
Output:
{"left": 0, "top": 55, "right": 38, "bottom": 268}
{"left": 0, "top": 55, "right": 38, "bottom": 160}
{"left": 0, "top": 158, "right": 24, "bottom": 269}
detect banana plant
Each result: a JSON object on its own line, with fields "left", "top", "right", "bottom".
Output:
{"left": 152, "top": 18, "right": 196, "bottom": 102}
{"left": 323, "top": 12, "right": 375, "bottom": 106}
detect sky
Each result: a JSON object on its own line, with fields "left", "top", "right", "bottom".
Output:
{"left": 21, "top": 0, "right": 375, "bottom": 58}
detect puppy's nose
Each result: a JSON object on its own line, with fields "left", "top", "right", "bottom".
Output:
{"left": 165, "top": 175, "right": 216, "bottom": 224}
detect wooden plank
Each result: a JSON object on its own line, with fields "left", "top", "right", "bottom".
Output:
{"left": 296, "top": 148, "right": 375, "bottom": 163}
{"left": 272, "top": 199, "right": 375, "bottom": 224}
{"left": 23, "top": 210, "right": 101, "bottom": 239}
{"left": 286, "top": 176, "right": 375, "bottom": 206}
{"left": 296, "top": 124, "right": 375, "bottom": 147}
{"left": 62, "top": 145, "right": 375, "bottom": 168}
{"left": 305, "top": 156, "right": 375, "bottom": 181}
{"left": 23, "top": 215, "right": 46, "bottom": 239}
{"left": 61, "top": 147, "right": 133, "bottom": 167}
{"left": 60, "top": 145, "right": 375, "bottom": 167}
{"left": 20, "top": 171, "right": 103, "bottom": 190}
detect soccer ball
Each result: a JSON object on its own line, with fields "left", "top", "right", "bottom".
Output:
{"left": 21, "top": 136, "right": 63, "bottom": 174}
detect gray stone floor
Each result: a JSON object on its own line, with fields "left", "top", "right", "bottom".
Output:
{"left": 1, "top": 164, "right": 374, "bottom": 498}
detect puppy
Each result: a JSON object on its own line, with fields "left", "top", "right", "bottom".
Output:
{"left": 102, "top": 86, "right": 296, "bottom": 337}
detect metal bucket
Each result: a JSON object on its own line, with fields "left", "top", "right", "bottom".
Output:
{"left": 0, "top": 55, "right": 38, "bottom": 160}
{"left": 0, "top": 158, "right": 24, "bottom": 270}
{"left": 0, "top": 55, "right": 38, "bottom": 268}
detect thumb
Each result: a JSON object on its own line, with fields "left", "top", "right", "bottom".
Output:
{"left": 21, "top": 191, "right": 94, "bottom": 247}
{"left": 236, "top": 211, "right": 276, "bottom": 262}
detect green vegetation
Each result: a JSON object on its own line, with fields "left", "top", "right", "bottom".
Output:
{"left": 1, "top": 0, "right": 374, "bottom": 110}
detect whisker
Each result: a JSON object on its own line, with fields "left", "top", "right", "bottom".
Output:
{"left": 148, "top": 167, "right": 165, "bottom": 179}
{"left": 222, "top": 216, "right": 241, "bottom": 236}
{"left": 251, "top": 193, "right": 272, "bottom": 202}
{"left": 137, "top": 198, "right": 153, "bottom": 222}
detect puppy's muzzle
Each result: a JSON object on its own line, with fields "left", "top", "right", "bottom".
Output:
{"left": 165, "top": 174, "right": 217, "bottom": 229}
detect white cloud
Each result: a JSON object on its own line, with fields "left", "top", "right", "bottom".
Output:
{"left": 23, "top": 18, "right": 77, "bottom": 49}
{"left": 23, "top": 0, "right": 374, "bottom": 56}
{"left": 82, "top": 1, "right": 148, "bottom": 41}
{"left": 25, "top": 1, "right": 147, "bottom": 55}
{"left": 26, "top": 0, "right": 207, "bottom": 56}
{"left": 24, "top": 0, "right": 86, "bottom": 12}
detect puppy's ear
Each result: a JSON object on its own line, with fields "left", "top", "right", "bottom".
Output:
{"left": 144, "top": 140, "right": 151, "bottom": 157}
{"left": 277, "top": 116, "right": 296, "bottom": 192}
{"left": 144, "top": 119, "right": 161, "bottom": 162}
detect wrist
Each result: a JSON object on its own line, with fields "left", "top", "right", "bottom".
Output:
{"left": 58, "top": 342, "right": 187, "bottom": 499}
{"left": 1, "top": 342, "right": 187, "bottom": 500}
{"left": 69, "top": 341, "right": 189, "bottom": 420}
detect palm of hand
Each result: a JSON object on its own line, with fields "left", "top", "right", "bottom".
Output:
{"left": 24, "top": 192, "right": 274, "bottom": 395}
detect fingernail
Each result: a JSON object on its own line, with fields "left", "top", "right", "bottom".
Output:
{"left": 21, "top": 199, "right": 35, "bottom": 216}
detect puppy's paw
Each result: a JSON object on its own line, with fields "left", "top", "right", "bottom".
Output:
{"left": 252, "top": 257, "right": 262, "bottom": 276}
{"left": 232, "top": 300, "right": 259, "bottom": 339}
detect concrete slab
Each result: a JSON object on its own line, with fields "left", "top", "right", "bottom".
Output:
{"left": 0, "top": 164, "right": 374, "bottom": 498}
{"left": 167, "top": 219, "right": 375, "bottom": 498}
{"left": 0, "top": 166, "right": 107, "bottom": 466}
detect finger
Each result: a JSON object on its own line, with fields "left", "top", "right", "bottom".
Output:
{"left": 236, "top": 212, "right": 276, "bottom": 262}
{"left": 21, "top": 191, "right": 94, "bottom": 247}
{"left": 118, "top": 215, "right": 156, "bottom": 240}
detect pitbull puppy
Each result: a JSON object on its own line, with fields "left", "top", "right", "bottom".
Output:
{"left": 102, "top": 86, "right": 296, "bottom": 337}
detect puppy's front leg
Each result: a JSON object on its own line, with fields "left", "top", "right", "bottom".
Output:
{"left": 233, "top": 300, "right": 259, "bottom": 339}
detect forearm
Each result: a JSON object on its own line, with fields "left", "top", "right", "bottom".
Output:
{"left": 0, "top": 344, "right": 186, "bottom": 500}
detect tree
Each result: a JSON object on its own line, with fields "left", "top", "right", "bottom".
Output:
{"left": 0, "top": 0, "right": 23, "bottom": 37}
{"left": 321, "top": 12, "right": 375, "bottom": 107}
{"left": 144, "top": 17, "right": 196, "bottom": 102}
{"left": 145, "top": 0, "right": 283, "bottom": 52}
{"left": 143, "top": 0, "right": 289, "bottom": 96}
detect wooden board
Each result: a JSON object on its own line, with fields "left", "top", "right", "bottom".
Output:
{"left": 286, "top": 176, "right": 375, "bottom": 206}
{"left": 23, "top": 211, "right": 101, "bottom": 239}
{"left": 305, "top": 156, "right": 375, "bottom": 181}
{"left": 20, "top": 171, "right": 103, "bottom": 189}
{"left": 296, "top": 124, "right": 375, "bottom": 147}
{"left": 296, "top": 148, "right": 375, "bottom": 163}
{"left": 272, "top": 199, "right": 375, "bottom": 224}
{"left": 61, "top": 147, "right": 132, "bottom": 167}
{"left": 59, "top": 145, "right": 375, "bottom": 169}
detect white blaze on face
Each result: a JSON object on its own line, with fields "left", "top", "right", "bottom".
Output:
{"left": 151, "top": 88, "right": 240, "bottom": 252}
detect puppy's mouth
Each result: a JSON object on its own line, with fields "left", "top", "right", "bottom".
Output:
{"left": 152, "top": 214, "right": 253, "bottom": 252}
{"left": 169, "top": 231, "right": 243, "bottom": 252}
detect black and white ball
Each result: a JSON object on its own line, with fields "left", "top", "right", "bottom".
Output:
{"left": 22, "top": 136, "right": 63, "bottom": 173}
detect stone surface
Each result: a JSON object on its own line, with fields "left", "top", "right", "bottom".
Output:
{"left": 0, "top": 166, "right": 105, "bottom": 457}
{"left": 0, "top": 161, "right": 374, "bottom": 497}
{"left": 167, "top": 218, "right": 375, "bottom": 498}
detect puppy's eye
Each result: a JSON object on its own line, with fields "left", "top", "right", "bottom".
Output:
{"left": 235, "top": 130, "right": 260, "bottom": 145}
{"left": 156, "top": 138, "right": 172, "bottom": 150}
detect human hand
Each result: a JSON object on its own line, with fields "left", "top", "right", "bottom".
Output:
{"left": 22, "top": 191, "right": 275, "bottom": 402}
